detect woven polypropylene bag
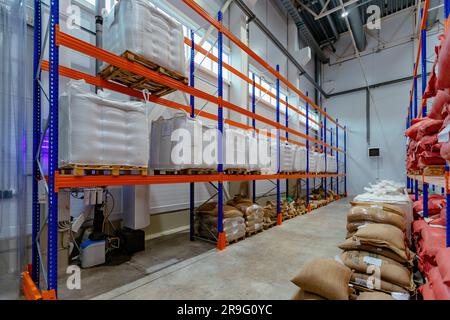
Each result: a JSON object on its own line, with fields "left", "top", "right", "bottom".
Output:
{"left": 291, "top": 259, "right": 352, "bottom": 300}
{"left": 357, "top": 292, "right": 394, "bottom": 300}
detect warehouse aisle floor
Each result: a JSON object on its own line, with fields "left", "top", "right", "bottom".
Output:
{"left": 92, "top": 197, "right": 350, "bottom": 300}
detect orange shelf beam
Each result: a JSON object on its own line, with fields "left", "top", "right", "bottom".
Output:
{"left": 54, "top": 172, "right": 346, "bottom": 191}
{"left": 54, "top": 30, "right": 345, "bottom": 154}
{"left": 41, "top": 61, "right": 328, "bottom": 153}
{"left": 184, "top": 37, "right": 327, "bottom": 132}
{"left": 181, "top": 0, "right": 343, "bottom": 129}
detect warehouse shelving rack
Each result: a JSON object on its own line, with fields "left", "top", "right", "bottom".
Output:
{"left": 31, "top": 0, "right": 348, "bottom": 295}
{"left": 406, "top": 0, "right": 450, "bottom": 249}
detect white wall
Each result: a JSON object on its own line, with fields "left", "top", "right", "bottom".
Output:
{"left": 323, "top": 7, "right": 445, "bottom": 195}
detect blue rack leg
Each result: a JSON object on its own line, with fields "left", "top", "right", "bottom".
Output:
{"left": 32, "top": 0, "right": 42, "bottom": 286}
{"left": 189, "top": 30, "right": 195, "bottom": 241}
{"left": 415, "top": 180, "right": 419, "bottom": 201}
{"left": 48, "top": 0, "right": 60, "bottom": 293}
{"left": 306, "top": 92, "right": 310, "bottom": 208}
{"left": 336, "top": 119, "right": 339, "bottom": 196}
{"left": 423, "top": 183, "right": 429, "bottom": 219}
{"left": 276, "top": 64, "right": 281, "bottom": 225}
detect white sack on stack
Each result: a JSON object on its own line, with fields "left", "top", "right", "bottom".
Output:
{"left": 103, "top": 0, "right": 186, "bottom": 76}
{"left": 316, "top": 153, "right": 326, "bottom": 173}
{"left": 59, "top": 80, "right": 148, "bottom": 167}
{"left": 280, "top": 143, "right": 295, "bottom": 172}
{"left": 149, "top": 113, "right": 217, "bottom": 171}
{"left": 223, "top": 127, "right": 249, "bottom": 170}
{"left": 326, "top": 154, "right": 338, "bottom": 173}
{"left": 308, "top": 151, "right": 318, "bottom": 173}
{"left": 293, "top": 146, "right": 307, "bottom": 172}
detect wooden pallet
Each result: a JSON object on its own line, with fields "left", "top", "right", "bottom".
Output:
{"left": 280, "top": 171, "right": 297, "bottom": 175}
{"left": 59, "top": 164, "right": 147, "bottom": 176}
{"left": 422, "top": 165, "right": 445, "bottom": 176}
{"left": 99, "top": 51, "right": 188, "bottom": 97}
{"left": 263, "top": 221, "right": 276, "bottom": 230}
{"left": 246, "top": 228, "right": 264, "bottom": 237}
{"left": 227, "top": 234, "right": 246, "bottom": 245}
{"left": 153, "top": 168, "right": 217, "bottom": 175}
{"left": 224, "top": 168, "right": 249, "bottom": 175}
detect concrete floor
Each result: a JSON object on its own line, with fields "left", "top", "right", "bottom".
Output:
{"left": 89, "top": 197, "right": 349, "bottom": 300}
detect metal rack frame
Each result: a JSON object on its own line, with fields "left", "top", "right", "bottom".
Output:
{"left": 31, "top": 0, "right": 348, "bottom": 294}
{"left": 406, "top": 0, "right": 450, "bottom": 249}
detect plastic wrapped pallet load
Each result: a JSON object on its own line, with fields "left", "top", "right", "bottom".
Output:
{"left": 149, "top": 113, "right": 217, "bottom": 172}
{"left": 196, "top": 202, "right": 246, "bottom": 243}
{"left": 59, "top": 80, "right": 149, "bottom": 167}
{"left": 326, "top": 154, "right": 337, "bottom": 173}
{"left": 228, "top": 196, "right": 264, "bottom": 234}
{"left": 293, "top": 146, "right": 307, "bottom": 172}
{"left": 102, "top": 0, "right": 186, "bottom": 76}
{"left": 223, "top": 127, "right": 249, "bottom": 171}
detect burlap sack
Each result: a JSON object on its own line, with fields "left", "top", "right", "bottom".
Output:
{"left": 348, "top": 206, "right": 405, "bottom": 231}
{"left": 350, "top": 202, "right": 406, "bottom": 217}
{"left": 352, "top": 224, "right": 408, "bottom": 258}
{"left": 292, "top": 289, "right": 326, "bottom": 300}
{"left": 338, "top": 238, "right": 414, "bottom": 265}
{"left": 197, "top": 203, "right": 243, "bottom": 218}
{"left": 341, "top": 251, "right": 414, "bottom": 290}
{"left": 347, "top": 221, "right": 374, "bottom": 233}
{"left": 357, "top": 292, "right": 394, "bottom": 300}
{"left": 291, "top": 259, "right": 352, "bottom": 300}
{"left": 351, "top": 272, "right": 409, "bottom": 294}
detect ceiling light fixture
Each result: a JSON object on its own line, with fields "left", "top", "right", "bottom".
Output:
{"left": 341, "top": 10, "right": 349, "bottom": 18}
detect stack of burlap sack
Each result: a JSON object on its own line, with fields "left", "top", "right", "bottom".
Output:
{"left": 227, "top": 196, "right": 264, "bottom": 234}
{"left": 262, "top": 200, "right": 277, "bottom": 226}
{"left": 293, "top": 199, "right": 307, "bottom": 216}
{"left": 339, "top": 202, "right": 416, "bottom": 296}
{"left": 281, "top": 200, "right": 297, "bottom": 219}
{"left": 196, "top": 202, "right": 246, "bottom": 242}
{"left": 290, "top": 258, "right": 395, "bottom": 300}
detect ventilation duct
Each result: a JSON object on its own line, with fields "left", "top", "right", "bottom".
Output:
{"left": 277, "top": 0, "right": 329, "bottom": 62}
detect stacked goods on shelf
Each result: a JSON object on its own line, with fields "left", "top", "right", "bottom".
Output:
{"left": 316, "top": 153, "right": 326, "bottom": 173}
{"left": 293, "top": 199, "right": 307, "bottom": 216}
{"left": 419, "top": 248, "right": 450, "bottom": 300}
{"left": 291, "top": 258, "right": 353, "bottom": 300}
{"left": 292, "top": 146, "right": 307, "bottom": 172}
{"left": 412, "top": 194, "right": 445, "bottom": 219}
{"left": 308, "top": 151, "right": 318, "bottom": 174}
{"left": 223, "top": 127, "right": 249, "bottom": 172}
{"left": 227, "top": 196, "right": 264, "bottom": 235}
{"left": 195, "top": 202, "right": 246, "bottom": 243}
{"left": 280, "top": 143, "right": 295, "bottom": 173}
{"left": 406, "top": 117, "right": 445, "bottom": 173}
{"left": 281, "top": 200, "right": 297, "bottom": 219}
{"left": 326, "top": 154, "right": 338, "bottom": 173}
{"left": 59, "top": 80, "right": 149, "bottom": 168}
{"left": 102, "top": 0, "right": 186, "bottom": 77}
{"left": 339, "top": 181, "right": 415, "bottom": 298}
{"left": 149, "top": 113, "right": 217, "bottom": 172}
{"left": 262, "top": 200, "right": 277, "bottom": 227}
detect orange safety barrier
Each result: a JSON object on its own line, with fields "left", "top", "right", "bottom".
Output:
{"left": 54, "top": 29, "right": 344, "bottom": 154}
{"left": 181, "top": 0, "right": 343, "bottom": 129}
{"left": 54, "top": 172, "right": 346, "bottom": 192}
{"left": 184, "top": 37, "right": 327, "bottom": 132}
{"left": 41, "top": 61, "right": 327, "bottom": 153}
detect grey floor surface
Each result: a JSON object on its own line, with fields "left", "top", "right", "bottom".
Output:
{"left": 85, "top": 197, "right": 350, "bottom": 300}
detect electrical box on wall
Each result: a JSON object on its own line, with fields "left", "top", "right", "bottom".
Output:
{"left": 368, "top": 148, "right": 380, "bottom": 157}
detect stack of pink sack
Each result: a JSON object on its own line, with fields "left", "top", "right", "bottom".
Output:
{"left": 419, "top": 248, "right": 450, "bottom": 300}
{"left": 412, "top": 195, "right": 446, "bottom": 219}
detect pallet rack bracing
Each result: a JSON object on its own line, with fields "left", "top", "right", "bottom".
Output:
{"left": 406, "top": 0, "right": 450, "bottom": 249}
{"left": 31, "top": 0, "right": 348, "bottom": 294}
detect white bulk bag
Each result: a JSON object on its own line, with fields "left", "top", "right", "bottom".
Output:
{"left": 223, "top": 127, "right": 249, "bottom": 170}
{"left": 247, "top": 132, "right": 259, "bottom": 171}
{"left": 308, "top": 151, "right": 318, "bottom": 173}
{"left": 293, "top": 146, "right": 307, "bottom": 172}
{"left": 326, "top": 154, "right": 337, "bottom": 173}
{"left": 316, "top": 153, "right": 326, "bottom": 173}
{"left": 149, "top": 113, "right": 217, "bottom": 171}
{"left": 103, "top": 0, "right": 186, "bottom": 77}
{"left": 280, "top": 143, "right": 295, "bottom": 172}
{"left": 59, "top": 80, "right": 149, "bottom": 167}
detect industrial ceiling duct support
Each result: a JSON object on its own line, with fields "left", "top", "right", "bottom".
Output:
{"left": 277, "top": 0, "right": 329, "bottom": 63}
{"left": 346, "top": 2, "right": 366, "bottom": 52}
{"left": 318, "top": 0, "right": 339, "bottom": 40}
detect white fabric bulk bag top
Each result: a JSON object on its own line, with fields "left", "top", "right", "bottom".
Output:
{"left": 102, "top": 0, "right": 186, "bottom": 77}
{"left": 59, "top": 80, "right": 149, "bottom": 167}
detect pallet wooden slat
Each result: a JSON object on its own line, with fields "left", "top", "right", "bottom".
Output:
{"left": 99, "top": 51, "right": 188, "bottom": 97}
{"left": 59, "top": 164, "right": 147, "bottom": 176}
